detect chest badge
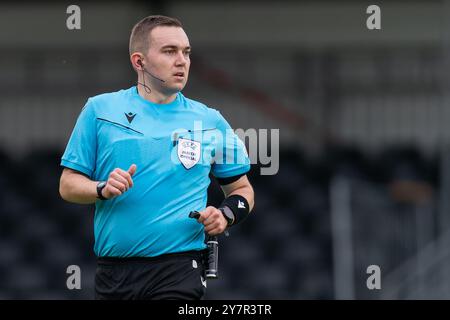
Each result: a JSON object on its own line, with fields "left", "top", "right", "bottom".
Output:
{"left": 177, "top": 138, "right": 201, "bottom": 169}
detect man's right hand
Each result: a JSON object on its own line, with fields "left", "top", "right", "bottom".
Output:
{"left": 101, "top": 164, "right": 137, "bottom": 199}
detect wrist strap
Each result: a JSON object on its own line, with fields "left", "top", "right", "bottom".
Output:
{"left": 97, "top": 182, "right": 108, "bottom": 200}
{"left": 219, "top": 195, "right": 250, "bottom": 227}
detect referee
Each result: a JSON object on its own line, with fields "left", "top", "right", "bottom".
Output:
{"left": 59, "top": 15, "right": 254, "bottom": 300}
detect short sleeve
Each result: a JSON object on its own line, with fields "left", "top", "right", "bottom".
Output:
{"left": 60, "top": 98, "right": 97, "bottom": 178}
{"left": 211, "top": 110, "right": 250, "bottom": 178}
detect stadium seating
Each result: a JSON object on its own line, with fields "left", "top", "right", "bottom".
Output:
{"left": 0, "top": 145, "right": 439, "bottom": 299}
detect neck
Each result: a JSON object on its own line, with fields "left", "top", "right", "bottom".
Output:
{"left": 137, "top": 83, "right": 177, "bottom": 104}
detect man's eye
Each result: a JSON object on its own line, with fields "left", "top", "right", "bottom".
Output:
{"left": 165, "top": 50, "right": 176, "bottom": 55}
{"left": 184, "top": 51, "right": 191, "bottom": 56}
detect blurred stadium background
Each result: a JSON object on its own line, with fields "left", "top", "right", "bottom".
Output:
{"left": 0, "top": 1, "right": 449, "bottom": 299}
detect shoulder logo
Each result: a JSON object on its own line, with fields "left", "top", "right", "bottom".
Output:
{"left": 238, "top": 200, "right": 246, "bottom": 209}
{"left": 125, "top": 112, "right": 136, "bottom": 124}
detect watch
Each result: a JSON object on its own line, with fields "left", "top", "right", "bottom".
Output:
{"left": 219, "top": 206, "right": 235, "bottom": 227}
{"left": 96, "top": 181, "right": 108, "bottom": 200}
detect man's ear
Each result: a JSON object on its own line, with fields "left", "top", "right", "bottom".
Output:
{"left": 130, "top": 53, "right": 144, "bottom": 71}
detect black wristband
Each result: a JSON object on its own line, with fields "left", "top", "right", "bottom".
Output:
{"left": 96, "top": 181, "right": 108, "bottom": 200}
{"left": 219, "top": 195, "right": 250, "bottom": 227}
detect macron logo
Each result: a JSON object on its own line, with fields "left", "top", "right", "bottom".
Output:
{"left": 238, "top": 200, "right": 246, "bottom": 209}
{"left": 125, "top": 112, "right": 136, "bottom": 124}
{"left": 201, "top": 276, "right": 207, "bottom": 288}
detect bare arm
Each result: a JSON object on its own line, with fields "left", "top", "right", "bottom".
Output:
{"left": 220, "top": 175, "right": 255, "bottom": 212}
{"left": 59, "top": 164, "right": 137, "bottom": 204}
{"left": 59, "top": 168, "right": 98, "bottom": 204}
{"left": 197, "top": 175, "right": 255, "bottom": 235}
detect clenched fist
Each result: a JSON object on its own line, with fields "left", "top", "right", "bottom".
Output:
{"left": 101, "top": 164, "right": 137, "bottom": 199}
{"left": 197, "top": 206, "right": 228, "bottom": 236}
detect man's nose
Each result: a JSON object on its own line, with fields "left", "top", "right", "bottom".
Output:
{"left": 175, "top": 52, "right": 187, "bottom": 66}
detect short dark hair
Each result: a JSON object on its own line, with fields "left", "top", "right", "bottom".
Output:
{"left": 129, "top": 15, "right": 183, "bottom": 56}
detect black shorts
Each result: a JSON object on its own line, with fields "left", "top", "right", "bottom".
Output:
{"left": 95, "top": 250, "right": 207, "bottom": 300}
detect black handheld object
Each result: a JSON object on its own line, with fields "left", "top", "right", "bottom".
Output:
{"left": 189, "top": 211, "right": 219, "bottom": 279}
{"left": 188, "top": 210, "right": 201, "bottom": 220}
{"left": 205, "top": 236, "right": 219, "bottom": 279}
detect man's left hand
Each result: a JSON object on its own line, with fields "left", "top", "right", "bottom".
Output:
{"left": 197, "top": 206, "right": 228, "bottom": 236}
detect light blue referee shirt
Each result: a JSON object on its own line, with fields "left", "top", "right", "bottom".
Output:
{"left": 61, "top": 86, "right": 250, "bottom": 257}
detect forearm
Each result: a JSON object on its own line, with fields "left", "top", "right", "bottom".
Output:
{"left": 227, "top": 185, "right": 255, "bottom": 212}
{"left": 59, "top": 170, "right": 98, "bottom": 204}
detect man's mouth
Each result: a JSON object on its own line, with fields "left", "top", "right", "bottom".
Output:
{"left": 173, "top": 72, "right": 185, "bottom": 78}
